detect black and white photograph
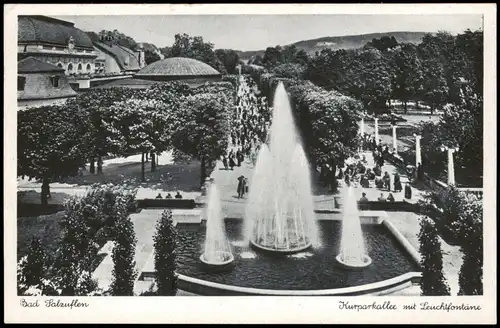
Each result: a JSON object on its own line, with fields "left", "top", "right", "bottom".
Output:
{"left": 5, "top": 3, "right": 496, "bottom": 324}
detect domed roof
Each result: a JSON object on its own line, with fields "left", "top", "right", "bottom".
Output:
{"left": 135, "top": 57, "right": 221, "bottom": 78}
{"left": 18, "top": 16, "right": 94, "bottom": 49}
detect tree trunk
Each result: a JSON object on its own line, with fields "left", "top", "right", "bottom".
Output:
{"left": 403, "top": 101, "right": 408, "bottom": 114}
{"left": 145, "top": 152, "right": 149, "bottom": 162}
{"left": 151, "top": 152, "right": 156, "bottom": 172}
{"left": 41, "top": 177, "right": 50, "bottom": 206}
{"left": 330, "top": 160, "right": 338, "bottom": 193}
{"left": 97, "top": 156, "right": 103, "bottom": 174}
{"left": 141, "top": 152, "right": 145, "bottom": 182}
{"left": 89, "top": 157, "right": 95, "bottom": 174}
{"left": 200, "top": 156, "right": 206, "bottom": 187}
{"left": 156, "top": 152, "right": 159, "bottom": 166}
{"left": 430, "top": 106, "right": 435, "bottom": 115}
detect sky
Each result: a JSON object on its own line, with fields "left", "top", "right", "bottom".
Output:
{"left": 55, "top": 14, "right": 483, "bottom": 51}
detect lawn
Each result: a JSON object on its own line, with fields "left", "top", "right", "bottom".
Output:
{"left": 17, "top": 211, "right": 65, "bottom": 261}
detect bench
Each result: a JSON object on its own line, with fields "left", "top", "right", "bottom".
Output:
{"left": 136, "top": 198, "right": 196, "bottom": 209}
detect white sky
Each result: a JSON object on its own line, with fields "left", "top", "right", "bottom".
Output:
{"left": 55, "top": 15, "right": 483, "bottom": 51}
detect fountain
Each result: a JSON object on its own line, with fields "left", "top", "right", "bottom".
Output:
{"left": 200, "top": 183, "right": 234, "bottom": 270}
{"left": 244, "top": 82, "right": 319, "bottom": 255}
{"left": 336, "top": 187, "right": 372, "bottom": 269}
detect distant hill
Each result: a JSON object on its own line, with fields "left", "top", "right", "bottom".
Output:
{"left": 236, "top": 31, "right": 429, "bottom": 60}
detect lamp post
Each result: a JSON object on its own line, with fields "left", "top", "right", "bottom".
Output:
{"left": 413, "top": 134, "right": 422, "bottom": 168}
{"left": 359, "top": 115, "right": 365, "bottom": 152}
{"left": 374, "top": 118, "right": 379, "bottom": 145}
{"left": 360, "top": 116, "right": 365, "bottom": 138}
{"left": 441, "top": 146, "right": 459, "bottom": 186}
{"left": 392, "top": 124, "right": 398, "bottom": 154}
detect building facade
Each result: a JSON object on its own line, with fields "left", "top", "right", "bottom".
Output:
{"left": 93, "top": 40, "right": 144, "bottom": 75}
{"left": 17, "top": 57, "right": 77, "bottom": 110}
{"left": 18, "top": 15, "right": 98, "bottom": 77}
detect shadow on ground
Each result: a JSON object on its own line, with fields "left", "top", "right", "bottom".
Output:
{"left": 58, "top": 160, "right": 203, "bottom": 193}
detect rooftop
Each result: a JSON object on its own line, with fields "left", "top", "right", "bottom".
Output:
{"left": 18, "top": 57, "right": 65, "bottom": 74}
{"left": 135, "top": 57, "right": 221, "bottom": 78}
{"left": 18, "top": 15, "right": 94, "bottom": 49}
{"left": 94, "top": 41, "right": 141, "bottom": 71}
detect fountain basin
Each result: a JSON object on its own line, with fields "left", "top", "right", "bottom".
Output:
{"left": 335, "top": 254, "right": 373, "bottom": 270}
{"left": 250, "top": 240, "right": 312, "bottom": 256}
{"left": 174, "top": 218, "right": 421, "bottom": 293}
{"left": 199, "top": 252, "right": 235, "bottom": 272}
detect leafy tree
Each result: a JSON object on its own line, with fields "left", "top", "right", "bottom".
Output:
{"left": 159, "top": 46, "right": 172, "bottom": 58}
{"left": 391, "top": 43, "right": 424, "bottom": 113}
{"left": 68, "top": 88, "right": 139, "bottom": 174}
{"left": 20, "top": 238, "right": 47, "bottom": 287}
{"left": 262, "top": 45, "right": 309, "bottom": 70}
{"left": 288, "top": 81, "right": 363, "bottom": 191}
{"left": 98, "top": 29, "right": 138, "bottom": 50}
{"left": 167, "top": 33, "right": 226, "bottom": 73}
{"left": 367, "top": 36, "right": 399, "bottom": 52}
{"left": 153, "top": 210, "right": 178, "bottom": 296}
{"left": 111, "top": 98, "right": 174, "bottom": 180}
{"left": 304, "top": 48, "right": 353, "bottom": 91}
{"left": 271, "top": 63, "right": 306, "bottom": 79}
{"left": 144, "top": 49, "right": 161, "bottom": 65}
{"left": 249, "top": 54, "right": 264, "bottom": 66}
{"left": 110, "top": 194, "right": 138, "bottom": 296}
{"left": 215, "top": 49, "right": 240, "bottom": 74}
{"left": 455, "top": 193, "right": 483, "bottom": 295}
{"left": 171, "top": 91, "right": 232, "bottom": 186}
{"left": 419, "top": 58, "right": 449, "bottom": 114}
{"left": 17, "top": 238, "right": 57, "bottom": 295}
{"left": 17, "top": 105, "right": 90, "bottom": 205}
{"left": 344, "top": 48, "right": 393, "bottom": 113}
{"left": 418, "top": 218, "right": 451, "bottom": 296}
{"left": 53, "top": 195, "right": 101, "bottom": 296}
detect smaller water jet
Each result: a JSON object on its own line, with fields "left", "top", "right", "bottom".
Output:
{"left": 336, "top": 186, "right": 372, "bottom": 270}
{"left": 200, "top": 183, "right": 234, "bottom": 271}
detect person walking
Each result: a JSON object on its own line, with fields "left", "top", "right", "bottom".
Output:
{"left": 222, "top": 155, "right": 228, "bottom": 170}
{"left": 383, "top": 171, "right": 391, "bottom": 190}
{"left": 229, "top": 155, "right": 236, "bottom": 170}
{"left": 236, "top": 149, "right": 242, "bottom": 167}
{"left": 404, "top": 182, "right": 412, "bottom": 199}
{"left": 394, "top": 172, "right": 402, "bottom": 192}
{"left": 237, "top": 176, "right": 245, "bottom": 199}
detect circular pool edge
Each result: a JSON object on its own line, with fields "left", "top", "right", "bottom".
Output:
{"left": 335, "top": 254, "right": 373, "bottom": 270}
{"left": 199, "top": 253, "right": 235, "bottom": 272}
{"left": 249, "top": 240, "right": 312, "bottom": 255}
{"left": 176, "top": 271, "right": 422, "bottom": 296}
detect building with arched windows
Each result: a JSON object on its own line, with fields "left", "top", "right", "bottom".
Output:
{"left": 18, "top": 16, "right": 97, "bottom": 77}
{"left": 17, "top": 15, "right": 145, "bottom": 91}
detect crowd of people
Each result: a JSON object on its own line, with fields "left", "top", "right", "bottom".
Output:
{"left": 219, "top": 76, "right": 273, "bottom": 199}
{"left": 228, "top": 76, "right": 271, "bottom": 162}
{"left": 338, "top": 133, "right": 413, "bottom": 202}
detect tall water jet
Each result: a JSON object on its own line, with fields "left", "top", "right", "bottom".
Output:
{"left": 245, "top": 82, "right": 319, "bottom": 254}
{"left": 336, "top": 187, "right": 372, "bottom": 269}
{"left": 244, "top": 144, "right": 272, "bottom": 245}
{"left": 200, "top": 183, "right": 234, "bottom": 270}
